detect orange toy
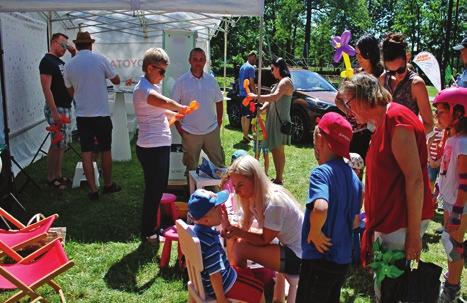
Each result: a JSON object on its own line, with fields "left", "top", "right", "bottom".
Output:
{"left": 242, "top": 79, "right": 253, "bottom": 106}
{"left": 46, "top": 115, "right": 71, "bottom": 144}
{"left": 169, "top": 100, "right": 200, "bottom": 126}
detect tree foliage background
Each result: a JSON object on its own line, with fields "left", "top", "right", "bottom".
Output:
{"left": 210, "top": 0, "right": 465, "bottom": 81}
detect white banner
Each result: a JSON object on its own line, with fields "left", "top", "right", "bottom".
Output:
{"left": 413, "top": 51, "right": 441, "bottom": 92}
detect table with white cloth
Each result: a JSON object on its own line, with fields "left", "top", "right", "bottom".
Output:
{"left": 110, "top": 87, "right": 133, "bottom": 161}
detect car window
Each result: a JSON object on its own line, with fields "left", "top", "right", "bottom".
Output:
{"left": 290, "top": 70, "right": 336, "bottom": 92}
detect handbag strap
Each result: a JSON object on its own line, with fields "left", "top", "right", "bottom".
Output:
{"left": 274, "top": 102, "right": 285, "bottom": 125}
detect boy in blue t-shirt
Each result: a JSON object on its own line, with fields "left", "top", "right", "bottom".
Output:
{"left": 188, "top": 189, "right": 265, "bottom": 303}
{"left": 296, "top": 112, "right": 362, "bottom": 302}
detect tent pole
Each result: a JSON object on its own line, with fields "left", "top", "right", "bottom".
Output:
{"left": 47, "top": 11, "right": 52, "bottom": 41}
{"left": 223, "top": 19, "right": 228, "bottom": 94}
{"left": 255, "top": 16, "right": 264, "bottom": 159}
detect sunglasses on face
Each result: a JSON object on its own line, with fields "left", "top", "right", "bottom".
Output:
{"left": 150, "top": 65, "right": 166, "bottom": 76}
{"left": 385, "top": 63, "right": 406, "bottom": 75}
{"left": 54, "top": 40, "right": 68, "bottom": 50}
{"left": 345, "top": 97, "right": 355, "bottom": 108}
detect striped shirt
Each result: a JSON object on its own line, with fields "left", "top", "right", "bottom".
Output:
{"left": 193, "top": 224, "right": 237, "bottom": 297}
{"left": 429, "top": 127, "right": 444, "bottom": 161}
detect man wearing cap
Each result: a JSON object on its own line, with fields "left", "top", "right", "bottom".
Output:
{"left": 453, "top": 37, "right": 467, "bottom": 88}
{"left": 238, "top": 51, "right": 257, "bottom": 143}
{"left": 296, "top": 112, "right": 362, "bottom": 302}
{"left": 172, "top": 47, "right": 225, "bottom": 172}
{"left": 63, "top": 31, "right": 121, "bottom": 200}
{"left": 39, "top": 33, "right": 76, "bottom": 190}
{"left": 188, "top": 188, "right": 265, "bottom": 303}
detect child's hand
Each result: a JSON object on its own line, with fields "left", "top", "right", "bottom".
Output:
{"left": 307, "top": 230, "right": 332, "bottom": 253}
{"left": 223, "top": 225, "right": 242, "bottom": 239}
{"left": 220, "top": 205, "right": 231, "bottom": 229}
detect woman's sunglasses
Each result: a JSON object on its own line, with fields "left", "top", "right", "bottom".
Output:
{"left": 150, "top": 65, "right": 166, "bottom": 76}
{"left": 386, "top": 64, "right": 406, "bottom": 75}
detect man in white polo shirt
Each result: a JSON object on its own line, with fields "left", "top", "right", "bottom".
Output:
{"left": 172, "top": 48, "right": 225, "bottom": 171}
{"left": 64, "top": 31, "right": 121, "bottom": 200}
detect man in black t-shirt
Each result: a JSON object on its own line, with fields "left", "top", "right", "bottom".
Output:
{"left": 39, "top": 32, "right": 76, "bottom": 189}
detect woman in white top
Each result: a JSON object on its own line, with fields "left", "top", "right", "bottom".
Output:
{"left": 223, "top": 155, "right": 303, "bottom": 275}
{"left": 133, "top": 48, "right": 187, "bottom": 243}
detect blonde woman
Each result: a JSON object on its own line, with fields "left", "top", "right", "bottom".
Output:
{"left": 133, "top": 48, "right": 187, "bottom": 243}
{"left": 223, "top": 155, "right": 303, "bottom": 275}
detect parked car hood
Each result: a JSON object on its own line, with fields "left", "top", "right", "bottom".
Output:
{"left": 295, "top": 90, "right": 337, "bottom": 105}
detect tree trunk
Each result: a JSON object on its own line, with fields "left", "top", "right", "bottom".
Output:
{"left": 303, "top": 0, "right": 312, "bottom": 68}
{"left": 442, "top": 0, "right": 454, "bottom": 89}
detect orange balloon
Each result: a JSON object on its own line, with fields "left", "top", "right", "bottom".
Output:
{"left": 243, "top": 79, "right": 251, "bottom": 94}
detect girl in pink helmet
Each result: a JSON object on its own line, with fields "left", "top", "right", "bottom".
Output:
{"left": 432, "top": 87, "right": 467, "bottom": 303}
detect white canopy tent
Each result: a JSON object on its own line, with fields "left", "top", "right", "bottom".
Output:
{"left": 0, "top": 0, "right": 264, "bottom": 178}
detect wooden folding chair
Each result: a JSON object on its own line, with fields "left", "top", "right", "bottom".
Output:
{"left": 175, "top": 219, "right": 249, "bottom": 303}
{"left": 0, "top": 238, "right": 74, "bottom": 303}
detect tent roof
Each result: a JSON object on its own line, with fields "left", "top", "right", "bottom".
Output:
{"left": 0, "top": 1, "right": 263, "bottom": 40}
{"left": 0, "top": 0, "right": 264, "bottom": 16}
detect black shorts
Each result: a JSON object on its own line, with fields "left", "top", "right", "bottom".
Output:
{"left": 76, "top": 116, "right": 113, "bottom": 152}
{"left": 279, "top": 245, "right": 301, "bottom": 275}
{"left": 240, "top": 99, "right": 253, "bottom": 117}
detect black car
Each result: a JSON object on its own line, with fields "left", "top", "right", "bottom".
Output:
{"left": 226, "top": 68, "right": 339, "bottom": 143}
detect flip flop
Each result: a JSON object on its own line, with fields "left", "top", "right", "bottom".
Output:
{"left": 58, "top": 176, "right": 72, "bottom": 185}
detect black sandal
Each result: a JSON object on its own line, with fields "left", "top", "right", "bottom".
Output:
{"left": 271, "top": 178, "right": 283, "bottom": 185}
{"left": 103, "top": 182, "right": 122, "bottom": 194}
{"left": 47, "top": 178, "right": 66, "bottom": 190}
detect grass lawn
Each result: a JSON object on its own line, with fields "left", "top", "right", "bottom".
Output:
{"left": 1, "top": 81, "right": 464, "bottom": 302}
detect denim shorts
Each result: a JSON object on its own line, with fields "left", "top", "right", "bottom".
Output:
{"left": 427, "top": 165, "right": 440, "bottom": 182}
{"left": 253, "top": 140, "right": 269, "bottom": 154}
{"left": 279, "top": 245, "right": 301, "bottom": 275}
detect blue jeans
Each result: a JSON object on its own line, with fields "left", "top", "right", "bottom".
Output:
{"left": 136, "top": 145, "right": 170, "bottom": 238}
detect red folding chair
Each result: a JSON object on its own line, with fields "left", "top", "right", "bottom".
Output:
{"left": 0, "top": 238, "right": 74, "bottom": 303}
{"left": 0, "top": 208, "right": 57, "bottom": 259}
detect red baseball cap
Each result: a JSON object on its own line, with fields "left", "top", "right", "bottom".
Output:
{"left": 318, "top": 112, "right": 353, "bottom": 159}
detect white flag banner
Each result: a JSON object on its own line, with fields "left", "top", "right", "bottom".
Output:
{"left": 413, "top": 51, "right": 441, "bottom": 91}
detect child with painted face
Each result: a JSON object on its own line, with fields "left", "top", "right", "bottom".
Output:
{"left": 432, "top": 87, "right": 467, "bottom": 303}
{"left": 188, "top": 189, "right": 265, "bottom": 303}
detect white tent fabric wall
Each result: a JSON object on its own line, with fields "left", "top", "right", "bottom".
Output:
{"left": 0, "top": 13, "right": 49, "bottom": 175}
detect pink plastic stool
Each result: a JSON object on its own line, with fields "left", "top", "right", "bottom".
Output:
{"left": 160, "top": 225, "right": 184, "bottom": 268}
{"left": 156, "top": 193, "right": 178, "bottom": 228}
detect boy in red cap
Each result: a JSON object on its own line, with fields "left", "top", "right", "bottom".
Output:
{"left": 296, "top": 112, "right": 363, "bottom": 302}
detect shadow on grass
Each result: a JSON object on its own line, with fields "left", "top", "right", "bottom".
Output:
{"left": 232, "top": 140, "right": 252, "bottom": 150}
{"left": 422, "top": 232, "right": 441, "bottom": 251}
{"left": 104, "top": 242, "right": 160, "bottom": 293}
{"left": 433, "top": 210, "right": 444, "bottom": 224}
{"left": 342, "top": 267, "right": 374, "bottom": 300}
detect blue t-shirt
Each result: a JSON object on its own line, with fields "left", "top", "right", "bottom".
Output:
{"left": 301, "top": 159, "right": 362, "bottom": 264}
{"left": 456, "top": 68, "right": 467, "bottom": 88}
{"left": 238, "top": 62, "right": 256, "bottom": 97}
{"left": 193, "top": 224, "right": 237, "bottom": 297}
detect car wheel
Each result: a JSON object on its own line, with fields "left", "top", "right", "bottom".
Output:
{"left": 227, "top": 101, "right": 241, "bottom": 129}
{"left": 291, "top": 108, "right": 310, "bottom": 144}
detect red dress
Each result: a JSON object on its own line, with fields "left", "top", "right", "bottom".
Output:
{"left": 361, "top": 102, "right": 435, "bottom": 264}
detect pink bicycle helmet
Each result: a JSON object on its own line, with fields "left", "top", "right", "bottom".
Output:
{"left": 432, "top": 87, "right": 467, "bottom": 117}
